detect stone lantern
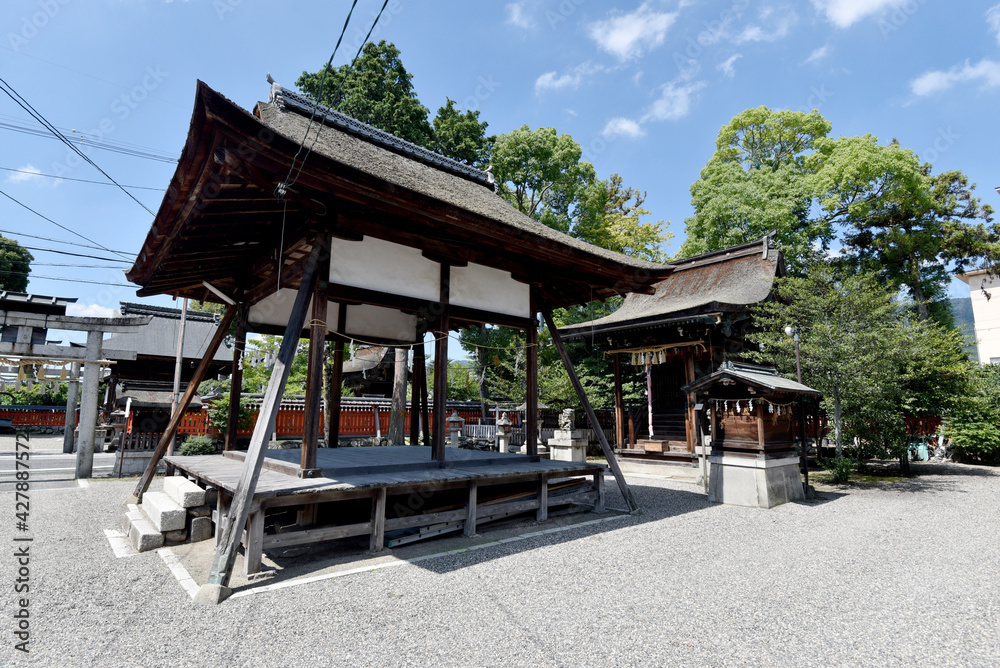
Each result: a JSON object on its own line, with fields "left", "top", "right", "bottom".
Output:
{"left": 496, "top": 413, "right": 513, "bottom": 453}
{"left": 446, "top": 411, "right": 464, "bottom": 448}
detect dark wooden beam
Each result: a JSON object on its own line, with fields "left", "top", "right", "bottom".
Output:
{"left": 526, "top": 288, "right": 538, "bottom": 457}
{"left": 432, "top": 264, "right": 450, "bottom": 462}
{"left": 202, "top": 242, "right": 323, "bottom": 595}
{"left": 327, "top": 305, "right": 347, "bottom": 448}
{"left": 414, "top": 342, "right": 430, "bottom": 447}
{"left": 541, "top": 306, "right": 639, "bottom": 514}
{"left": 225, "top": 298, "right": 248, "bottom": 451}
{"left": 131, "top": 304, "right": 238, "bottom": 502}
{"left": 613, "top": 353, "right": 625, "bottom": 451}
{"left": 301, "top": 233, "right": 331, "bottom": 475}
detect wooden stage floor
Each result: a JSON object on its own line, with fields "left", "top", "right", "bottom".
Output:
{"left": 164, "top": 446, "right": 606, "bottom": 575}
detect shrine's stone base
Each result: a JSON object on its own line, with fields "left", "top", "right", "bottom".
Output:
{"left": 708, "top": 454, "right": 803, "bottom": 508}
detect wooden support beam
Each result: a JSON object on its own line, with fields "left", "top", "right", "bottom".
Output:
{"left": 301, "top": 233, "right": 331, "bottom": 475}
{"left": 202, "top": 242, "right": 323, "bottom": 592}
{"left": 613, "top": 353, "right": 625, "bottom": 450}
{"left": 432, "top": 264, "right": 450, "bottom": 463}
{"left": 131, "top": 305, "right": 238, "bottom": 502}
{"left": 327, "top": 305, "right": 347, "bottom": 448}
{"left": 415, "top": 343, "right": 430, "bottom": 447}
{"left": 465, "top": 479, "right": 478, "bottom": 537}
{"left": 409, "top": 345, "right": 420, "bottom": 447}
{"left": 593, "top": 471, "right": 605, "bottom": 513}
{"left": 526, "top": 290, "right": 538, "bottom": 457}
{"left": 537, "top": 472, "right": 548, "bottom": 522}
{"left": 541, "top": 307, "right": 639, "bottom": 514}
{"left": 225, "top": 299, "right": 248, "bottom": 451}
{"left": 243, "top": 510, "right": 264, "bottom": 576}
{"left": 370, "top": 487, "right": 387, "bottom": 552}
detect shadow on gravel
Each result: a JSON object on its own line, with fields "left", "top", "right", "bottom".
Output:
{"left": 818, "top": 461, "right": 997, "bottom": 496}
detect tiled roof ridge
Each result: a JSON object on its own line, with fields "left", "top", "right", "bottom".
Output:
{"left": 119, "top": 301, "right": 219, "bottom": 323}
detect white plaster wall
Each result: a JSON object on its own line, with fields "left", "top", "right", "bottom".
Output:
{"left": 329, "top": 237, "right": 440, "bottom": 302}
{"left": 247, "top": 292, "right": 417, "bottom": 342}
{"left": 451, "top": 263, "right": 531, "bottom": 318}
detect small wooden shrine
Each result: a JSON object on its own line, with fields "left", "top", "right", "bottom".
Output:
{"left": 561, "top": 236, "right": 783, "bottom": 471}
{"left": 124, "top": 81, "right": 672, "bottom": 600}
{"left": 682, "top": 362, "right": 820, "bottom": 508}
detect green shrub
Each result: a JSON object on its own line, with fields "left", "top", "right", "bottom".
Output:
{"left": 820, "top": 455, "right": 853, "bottom": 484}
{"left": 178, "top": 435, "right": 216, "bottom": 456}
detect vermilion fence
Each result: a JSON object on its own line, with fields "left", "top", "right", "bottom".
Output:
{"left": 0, "top": 406, "right": 76, "bottom": 427}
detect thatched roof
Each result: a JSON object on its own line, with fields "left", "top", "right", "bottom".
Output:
{"left": 562, "top": 237, "right": 783, "bottom": 337}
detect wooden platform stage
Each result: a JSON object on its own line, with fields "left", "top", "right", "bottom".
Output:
{"left": 164, "top": 446, "right": 606, "bottom": 576}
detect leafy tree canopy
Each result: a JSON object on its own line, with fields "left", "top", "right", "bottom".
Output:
{"left": 432, "top": 98, "right": 493, "bottom": 167}
{"left": 0, "top": 235, "right": 33, "bottom": 292}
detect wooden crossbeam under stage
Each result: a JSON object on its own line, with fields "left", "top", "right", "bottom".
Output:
{"left": 166, "top": 446, "right": 606, "bottom": 577}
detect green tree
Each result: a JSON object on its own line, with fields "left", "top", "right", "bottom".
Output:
{"left": 491, "top": 125, "right": 596, "bottom": 231}
{"left": 0, "top": 235, "right": 33, "bottom": 292}
{"left": 296, "top": 40, "right": 434, "bottom": 148}
{"left": 432, "top": 98, "right": 493, "bottom": 167}
{"left": 808, "top": 135, "right": 998, "bottom": 324}
{"left": 574, "top": 174, "right": 672, "bottom": 262}
{"left": 680, "top": 106, "right": 833, "bottom": 269}
{"left": 945, "top": 364, "right": 1000, "bottom": 464}
{"left": 752, "top": 263, "right": 975, "bottom": 473}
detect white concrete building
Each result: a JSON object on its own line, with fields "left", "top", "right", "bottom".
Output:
{"left": 958, "top": 270, "right": 1000, "bottom": 364}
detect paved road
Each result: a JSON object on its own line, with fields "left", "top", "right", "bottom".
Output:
{"left": 0, "top": 435, "right": 119, "bottom": 490}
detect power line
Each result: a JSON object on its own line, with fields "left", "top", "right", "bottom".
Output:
{"left": 18, "top": 245, "right": 131, "bottom": 263}
{"left": 0, "top": 268, "right": 133, "bottom": 288}
{"left": 0, "top": 166, "right": 165, "bottom": 191}
{"left": 0, "top": 188, "right": 132, "bottom": 260}
{"left": 27, "top": 263, "right": 127, "bottom": 269}
{"left": 0, "top": 227, "right": 131, "bottom": 255}
{"left": 0, "top": 119, "right": 178, "bottom": 163}
{"left": 0, "top": 76, "right": 158, "bottom": 215}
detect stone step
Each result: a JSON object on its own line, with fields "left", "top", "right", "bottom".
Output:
{"left": 128, "top": 515, "right": 164, "bottom": 552}
{"left": 140, "top": 492, "right": 186, "bottom": 532}
{"left": 164, "top": 475, "right": 207, "bottom": 508}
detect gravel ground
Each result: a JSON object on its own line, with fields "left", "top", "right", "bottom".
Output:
{"left": 1, "top": 461, "right": 997, "bottom": 667}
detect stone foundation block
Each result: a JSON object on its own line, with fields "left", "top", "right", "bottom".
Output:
{"left": 187, "top": 504, "right": 211, "bottom": 518}
{"left": 164, "top": 476, "right": 206, "bottom": 508}
{"left": 708, "top": 454, "right": 804, "bottom": 508}
{"left": 141, "top": 492, "right": 186, "bottom": 532}
{"left": 189, "top": 516, "right": 213, "bottom": 543}
{"left": 129, "top": 517, "right": 164, "bottom": 552}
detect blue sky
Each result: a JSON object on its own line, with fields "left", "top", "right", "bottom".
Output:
{"left": 2, "top": 0, "right": 999, "bottom": 340}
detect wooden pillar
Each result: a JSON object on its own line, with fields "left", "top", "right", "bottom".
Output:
{"left": 201, "top": 243, "right": 322, "bottom": 593}
{"left": 413, "top": 343, "right": 430, "bottom": 447}
{"left": 465, "top": 479, "right": 478, "bottom": 536}
{"left": 131, "top": 304, "right": 237, "bottom": 501}
{"left": 613, "top": 353, "right": 625, "bottom": 450}
{"left": 542, "top": 306, "right": 639, "bottom": 514}
{"left": 243, "top": 509, "right": 264, "bottom": 576}
{"left": 409, "top": 344, "right": 420, "bottom": 446}
{"left": 225, "top": 299, "right": 248, "bottom": 451}
{"left": 301, "top": 234, "right": 331, "bottom": 474}
{"left": 684, "top": 352, "right": 696, "bottom": 453}
{"left": 327, "top": 306, "right": 346, "bottom": 448}
{"left": 525, "top": 293, "right": 538, "bottom": 457}
{"left": 536, "top": 472, "right": 548, "bottom": 522}
{"left": 432, "top": 264, "right": 450, "bottom": 462}
{"left": 370, "top": 487, "right": 387, "bottom": 552}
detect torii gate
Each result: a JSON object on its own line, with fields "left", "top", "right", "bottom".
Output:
{"left": 0, "top": 308, "right": 150, "bottom": 477}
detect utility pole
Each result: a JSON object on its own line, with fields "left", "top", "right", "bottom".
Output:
{"left": 169, "top": 298, "right": 188, "bottom": 456}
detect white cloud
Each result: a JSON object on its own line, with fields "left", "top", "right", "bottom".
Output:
{"left": 535, "top": 71, "right": 580, "bottom": 92}
{"left": 66, "top": 303, "right": 115, "bottom": 318}
{"left": 735, "top": 9, "right": 796, "bottom": 43}
{"left": 805, "top": 43, "right": 830, "bottom": 64}
{"left": 6, "top": 164, "right": 42, "bottom": 184}
{"left": 643, "top": 79, "right": 707, "bottom": 122}
{"left": 602, "top": 117, "right": 646, "bottom": 138}
{"left": 717, "top": 53, "right": 742, "bottom": 78}
{"left": 811, "top": 0, "right": 908, "bottom": 28}
{"left": 911, "top": 58, "right": 1000, "bottom": 96}
{"left": 988, "top": 4, "right": 1000, "bottom": 44}
{"left": 588, "top": 2, "right": 678, "bottom": 61}
{"left": 564, "top": 108, "right": 578, "bottom": 116}
{"left": 506, "top": 2, "right": 535, "bottom": 29}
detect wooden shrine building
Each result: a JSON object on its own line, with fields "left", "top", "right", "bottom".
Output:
{"left": 560, "top": 236, "right": 784, "bottom": 473}
{"left": 125, "top": 81, "right": 673, "bottom": 600}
